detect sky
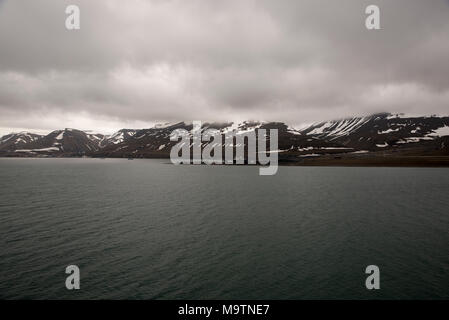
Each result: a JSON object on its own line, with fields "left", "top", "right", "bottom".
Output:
{"left": 1, "top": 0, "right": 449, "bottom": 136}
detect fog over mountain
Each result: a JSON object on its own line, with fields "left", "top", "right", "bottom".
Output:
{"left": 1, "top": 0, "right": 449, "bottom": 136}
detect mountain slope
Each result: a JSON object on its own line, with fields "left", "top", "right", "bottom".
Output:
{"left": 0, "top": 132, "right": 43, "bottom": 151}
{"left": 93, "top": 121, "right": 352, "bottom": 158}
{"left": 10, "top": 129, "right": 104, "bottom": 156}
{"left": 298, "top": 113, "right": 449, "bottom": 152}
{"left": 1, "top": 113, "right": 448, "bottom": 159}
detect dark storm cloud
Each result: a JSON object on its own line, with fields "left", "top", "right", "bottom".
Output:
{"left": 0, "top": 0, "right": 449, "bottom": 134}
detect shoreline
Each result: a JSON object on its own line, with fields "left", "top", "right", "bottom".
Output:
{"left": 1, "top": 155, "right": 449, "bottom": 168}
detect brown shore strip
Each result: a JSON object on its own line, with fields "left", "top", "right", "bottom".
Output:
{"left": 2, "top": 153, "right": 449, "bottom": 167}
{"left": 280, "top": 155, "right": 449, "bottom": 167}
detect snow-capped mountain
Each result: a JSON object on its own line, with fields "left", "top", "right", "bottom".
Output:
{"left": 92, "top": 121, "right": 346, "bottom": 158}
{"left": 96, "top": 123, "right": 191, "bottom": 157}
{"left": 4, "top": 128, "right": 104, "bottom": 156}
{"left": 86, "top": 132, "right": 107, "bottom": 147}
{"left": 298, "top": 112, "right": 449, "bottom": 151}
{"left": 1, "top": 113, "right": 448, "bottom": 160}
{"left": 0, "top": 132, "right": 43, "bottom": 151}
{"left": 100, "top": 129, "right": 137, "bottom": 147}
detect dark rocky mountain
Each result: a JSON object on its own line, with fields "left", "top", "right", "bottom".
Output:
{"left": 0, "top": 128, "right": 104, "bottom": 156}
{"left": 95, "top": 123, "right": 190, "bottom": 158}
{"left": 301, "top": 112, "right": 449, "bottom": 153}
{"left": 98, "top": 129, "right": 137, "bottom": 148}
{"left": 288, "top": 112, "right": 449, "bottom": 165}
{"left": 93, "top": 120, "right": 354, "bottom": 159}
{"left": 1, "top": 113, "right": 449, "bottom": 164}
{"left": 0, "top": 132, "right": 43, "bottom": 151}
{"left": 86, "top": 132, "right": 107, "bottom": 148}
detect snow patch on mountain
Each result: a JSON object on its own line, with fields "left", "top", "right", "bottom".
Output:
{"left": 376, "top": 143, "right": 389, "bottom": 148}
{"left": 16, "top": 147, "right": 60, "bottom": 152}
{"left": 396, "top": 137, "right": 434, "bottom": 144}
{"left": 378, "top": 128, "right": 400, "bottom": 134}
{"left": 429, "top": 126, "right": 449, "bottom": 137}
{"left": 56, "top": 131, "right": 64, "bottom": 140}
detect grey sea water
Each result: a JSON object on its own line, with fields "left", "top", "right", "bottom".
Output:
{"left": 0, "top": 158, "right": 448, "bottom": 299}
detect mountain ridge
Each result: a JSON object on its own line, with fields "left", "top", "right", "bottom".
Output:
{"left": 1, "top": 113, "right": 449, "bottom": 164}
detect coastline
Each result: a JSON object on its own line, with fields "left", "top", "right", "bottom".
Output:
{"left": 2, "top": 155, "right": 449, "bottom": 168}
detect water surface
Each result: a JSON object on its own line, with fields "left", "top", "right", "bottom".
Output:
{"left": 0, "top": 158, "right": 448, "bottom": 299}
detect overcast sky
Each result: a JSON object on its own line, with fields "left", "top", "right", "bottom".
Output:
{"left": 1, "top": 0, "right": 449, "bottom": 135}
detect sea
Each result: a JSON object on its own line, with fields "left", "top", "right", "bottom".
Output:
{"left": 0, "top": 158, "right": 448, "bottom": 299}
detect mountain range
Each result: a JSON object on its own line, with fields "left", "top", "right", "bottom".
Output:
{"left": 1, "top": 113, "right": 449, "bottom": 165}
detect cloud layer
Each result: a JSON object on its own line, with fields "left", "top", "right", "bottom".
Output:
{"left": 1, "top": 0, "right": 449, "bottom": 134}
